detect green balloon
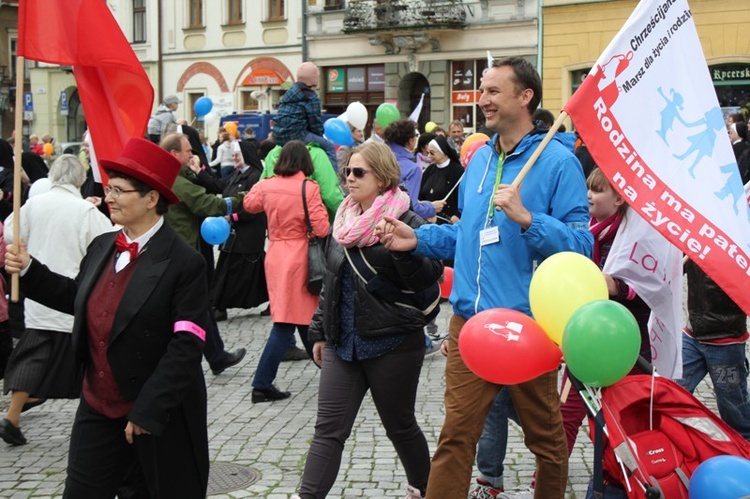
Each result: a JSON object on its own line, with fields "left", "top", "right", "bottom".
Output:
{"left": 561, "top": 300, "right": 641, "bottom": 387}
{"left": 376, "top": 103, "right": 401, "bottom": 128}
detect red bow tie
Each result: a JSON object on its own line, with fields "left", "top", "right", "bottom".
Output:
{"left": 115, "top": 232, "right": 139, "bottom": 261}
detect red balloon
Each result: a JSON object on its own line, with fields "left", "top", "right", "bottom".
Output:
{"left": 439, "top": 267, "right": 454, "bottom": 299}
{"left": 458, "top": 308, "right": 562, "bottom": 385}
{"left": 461, "top": 139, "right": 484, "bottom": 168}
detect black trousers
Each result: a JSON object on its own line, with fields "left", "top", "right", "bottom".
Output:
{"left": 63, "top": 397, "right": 205, "bottom": 499}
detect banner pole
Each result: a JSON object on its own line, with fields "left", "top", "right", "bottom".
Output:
{"left": 511, "top": 111, "right": 569, "bottom": 188}
{"left": 10, "top": 55, "right": 25, "bottom": 302}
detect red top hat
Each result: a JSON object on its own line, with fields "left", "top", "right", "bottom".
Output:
{"left": 100, "top": 137, "right": 181, "bottom": 204}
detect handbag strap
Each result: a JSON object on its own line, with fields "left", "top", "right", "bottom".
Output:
{"left": 345, "top": 246, "right": 440, "bottom": 317}
{"left": 301, "top": 179, "right": 313, "bottom": 236}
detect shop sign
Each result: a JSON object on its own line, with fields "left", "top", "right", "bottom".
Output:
{"left": 347, "top": 67, "right": 366, "bottom": 92}
{"left": 452, "top": 91, "right": 481, "bottom": 104}
{"left": 710, "top": 64, "right": 750, "bottom": 82}
{"left": 368, "top": 66, "right": 385, "bottom": 91}
{"left": 242, "top": 69, "right": 285, "bottom": 86}
{"left": 328, "top": 67, "right": 345, "bottom": 92}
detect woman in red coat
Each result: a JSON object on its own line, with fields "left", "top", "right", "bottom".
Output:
{"left": 244, "top": 140, "right": 330, "bottom": 402}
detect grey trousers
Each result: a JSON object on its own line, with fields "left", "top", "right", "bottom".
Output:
{"left": 299, "top": 341, "right": 429, "bottom": 498}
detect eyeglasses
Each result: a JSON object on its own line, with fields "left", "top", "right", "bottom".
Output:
{"left": 426, "top": 150, "right": 439, "bottom": 156}
{"left": 344, "top": 167, "right": 373, "bottom": 179}
{"left": 104, "top": 185, "right": 140, "bottom": 199}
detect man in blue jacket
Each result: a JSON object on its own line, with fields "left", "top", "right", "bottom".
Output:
{"left": 379, "top": 57, "right": 592, "bottom": 498}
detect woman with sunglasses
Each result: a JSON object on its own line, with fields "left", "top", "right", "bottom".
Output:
{"left": 419, "top": 134, "right": 464, "bottom": 226}
{"left": 292, "top": 142, "right": 443, "bottom": 499}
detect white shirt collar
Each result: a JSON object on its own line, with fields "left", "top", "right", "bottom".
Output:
{"left": 115, "top": 216, "right": 164, "bottom": 272}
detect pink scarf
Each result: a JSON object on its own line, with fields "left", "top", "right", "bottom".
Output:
{"left": 333, "top": 189, "right": 411, "bottom": 248}
{"left": 589, "top": 210, "right": 623, "bottom": 265}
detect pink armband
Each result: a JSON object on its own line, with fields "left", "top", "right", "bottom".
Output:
{"left": 173, "top": 321, "right": 206, "bottom": 342}
{"left": 232, "top": 213, "right": 239, "bottom": 222}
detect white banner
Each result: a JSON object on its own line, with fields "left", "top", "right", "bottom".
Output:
{"left": 565, "top": 0, "right": 750, "bottom": 317}
{"left": 602, "top": 209, "right": 684, "bottom": 378}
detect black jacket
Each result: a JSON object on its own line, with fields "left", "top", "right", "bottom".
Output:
{"left": 309, "top": 211, "right": 443, "bottom": 344}
{"left": 685, "top": 260, "right": 747, "bottom": 339}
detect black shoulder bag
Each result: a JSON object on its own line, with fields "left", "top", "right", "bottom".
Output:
{"left": 302, "top": 179, "right": 326, "bottom": 295}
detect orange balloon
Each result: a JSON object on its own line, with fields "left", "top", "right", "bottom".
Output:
{"left": 42, "top": 143, "right": 54, "bottom": 157}
{"left": 224, "top": 122, "right": 238, "bottom": 136}
{"left": 461, "top": 133, "right": 490, "bottom": 158}
{"left": 460, "top": 133, "right": 490, "bottom": 162}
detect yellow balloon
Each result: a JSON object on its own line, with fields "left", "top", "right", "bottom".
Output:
{"left": 42, "top": 143, "right": 54, "bottom": 157}
{"left": 529, "top": 251, "right": 608, "bottom": 345}
{"left": 425, "top": 121, "right": 437, "bottom": 133}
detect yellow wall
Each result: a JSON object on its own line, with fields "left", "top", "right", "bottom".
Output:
{"left": 542, "top": 0, "right": 750, "bottom": 120}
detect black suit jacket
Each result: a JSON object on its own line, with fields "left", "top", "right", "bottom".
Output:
{"left": 22, "top": 223, "right": 210, "bottom": 490}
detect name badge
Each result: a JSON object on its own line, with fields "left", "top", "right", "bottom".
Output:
{"left": 480, "top": 226, "right": 500, "bottom": 246}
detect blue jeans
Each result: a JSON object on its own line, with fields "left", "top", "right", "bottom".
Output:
{"left": 476, "top": 387, "right": 519, "bottom": 488}
{"left": 676, "top": 332, "right": 750, "bottom": 440}
{"left": 252, "top": 323, "right": 311, "bottom": 389}
{"left": 305, "top": 132, "right": 338, "bottom": 173}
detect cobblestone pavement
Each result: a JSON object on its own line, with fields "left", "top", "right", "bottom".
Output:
{"left": 0, "top": 305, "right": 727, "bottom": 498}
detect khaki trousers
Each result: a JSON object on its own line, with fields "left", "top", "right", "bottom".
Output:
{"left": 425, "top": 314, "right": 568, "bottom": 498}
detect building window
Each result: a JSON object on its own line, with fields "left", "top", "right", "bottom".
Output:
{"left": 241, "top": 91, "right": 260, "bottom": 112}
{"left": 9, "top": 37, "right": 30, "bottom": 80}
{"left": 323, "top": 64, "right": 385, "bottom": 134}
{"left": 133, "top": 0, "right": 146, "bottom": 43}
{"left": 450, "top": 59, "right": 488, "bottom": 130}
{"left": 268, "top": 0, "right": 284, "bottom": 21}
{"left": 324, "top": 0, "right": 344, "bottom": 10}
{"left": 709, "top": 63, "right": 750, "bottom": 110}
{"left": 189, "top": 0, "right": 203, "bottom": 28}
{"left": 228, "top": 0, "right": 243, "bottom": 24}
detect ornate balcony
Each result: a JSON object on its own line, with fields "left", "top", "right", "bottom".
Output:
{"left": 343, "top": 0, "right": 467, "bottom": 34}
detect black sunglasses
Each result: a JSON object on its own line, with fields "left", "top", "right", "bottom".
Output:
{"left": 344, "top": 167, "right": 372, "bottom": 179}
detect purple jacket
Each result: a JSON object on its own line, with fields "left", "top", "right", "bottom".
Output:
{"left": 389, "top": 143, "right": 436, "bottom": 219}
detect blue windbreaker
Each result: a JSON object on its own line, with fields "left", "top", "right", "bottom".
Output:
{"left": 414, "top": 130, "right": 593, "bottom": 319}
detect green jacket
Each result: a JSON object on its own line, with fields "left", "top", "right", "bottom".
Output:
{"left": 165, "top": 167, "right": 243, "bottom": 250}
{"left": 261, "top": 143, "right": 343, "bottom": 221}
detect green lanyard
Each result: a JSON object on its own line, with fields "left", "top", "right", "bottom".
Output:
{"left": 486, "top": 151, "right": 506, "bottom": 221}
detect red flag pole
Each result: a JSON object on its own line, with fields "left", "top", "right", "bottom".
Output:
{"left": 10, "top": 55, "right": 24, "bottom": 302}
{"left": 510, "top": 111, "right": 569, "bottom": 188}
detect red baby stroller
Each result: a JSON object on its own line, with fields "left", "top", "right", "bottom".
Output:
{"left": 575, "top": 361, "right": 750, "bottom": 498}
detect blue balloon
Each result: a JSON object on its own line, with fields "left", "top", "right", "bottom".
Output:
{"left": 689, "top": 455, "right": 750, "bottom": 499}
{"left": 194, "top": 96, "right": 213, "bottom": 118}
{"left": 200, "top": 217, "right": 230, "bottom": 245}
{"left": 323, "top": 118, "right": 354, "bottom": 147}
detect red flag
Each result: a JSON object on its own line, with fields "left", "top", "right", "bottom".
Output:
{"left": 18, "top": 0, "right": 153, "bottom": 170}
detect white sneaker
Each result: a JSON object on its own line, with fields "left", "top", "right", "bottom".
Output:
{"left": 405, "top": 484, "right": 424, "bottom": 498}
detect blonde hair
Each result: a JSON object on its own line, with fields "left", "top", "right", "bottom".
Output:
{"left": 587, "top": 168, "right": 627, "bottom": 213}
{"left": 347, "top": 142, "right": 401, "bottom": 192}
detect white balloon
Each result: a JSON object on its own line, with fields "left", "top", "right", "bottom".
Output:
{"left": 29, "top": 178, "right": 51, "bottom": 198}
{"left": 346, "top": 101, "right": 368, "bottom": 130}
{"left": 250, "top": 90, "right": 261, "bottom": 99}
{"left": 203, "top": 111, "right": 219, "bottom": 125}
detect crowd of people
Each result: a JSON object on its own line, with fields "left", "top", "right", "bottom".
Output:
{"left": 0, "top": 57, "right": 747, "bottom": 499}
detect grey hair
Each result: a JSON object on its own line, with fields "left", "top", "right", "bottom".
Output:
{"left": 48, "top": 154, "right": 86, "bottom": 188}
